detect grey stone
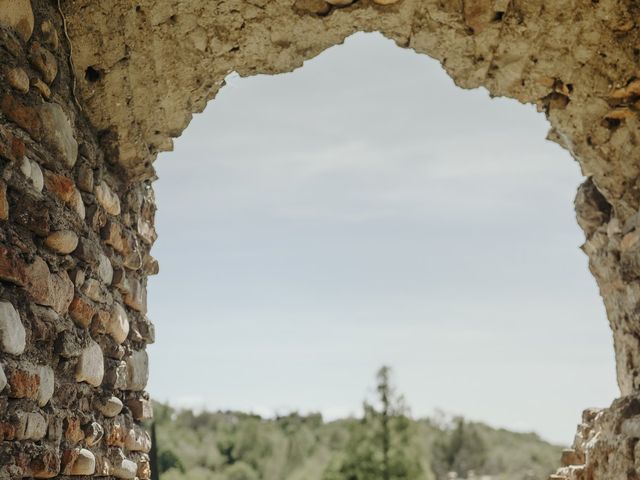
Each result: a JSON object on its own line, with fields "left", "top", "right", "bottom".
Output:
{"left": 125, "top": 350, "right": 148, "bottom": 391}
{"left": 15, "top": 412, "right": 48, "bottom": 440}
{"left": 0, "top": 301, "right": 26, "bottom": 355}
{"left": 39, "top": 102, "right": 78, "bottom": 169}
{"left": 0, "top": 363, "right": 6, "bottom": 392}
{"left": 98, "top": 254, "right": 114, "bottom": 285}
{"left": 76, "top": 340, "right": 104, "bottom": 387}
{"left": 37, "top": 365, "right": 54, "bottom": 406}
{"left": 97, "top": 395, "right": 123, "bottom": 417}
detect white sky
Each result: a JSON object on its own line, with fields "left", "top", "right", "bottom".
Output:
{"left": 147, "top": 32, "right": 619, "bottom": 445}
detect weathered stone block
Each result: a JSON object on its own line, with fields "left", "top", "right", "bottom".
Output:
{"left": 95, "top": 181, "right": 121, "bottom": 216}
{"left": 15, "top": 411, "right": 47, "bottom": 440}
{"left": 109, "top": 303, "right": 129, "bottom": 344}
{"left": 108, "top": 449, "right": 137, "bottom": 480}
{"left": 69, "top": 295, "right": 95, "bottom": 328}
{"left": 125, "top": 425, "right": 151, "bottom": 452}
{"left": 98, "top": 395, "right": 123, "bottom": 417}
{"left": 77, "top": 163, "right": 94, "bottom": 192}
{"left": 98, "top": 253, "right": 114, "bottom": 285}
{"left": 7, "top": 364, "right": 39, "bottom": 399}
{"left": 70, "top": 449, "right": 96, "bottom": 475}
{"left": 76, "top": 340, "right": 104, "bottom": 387}
{"left": 6, "top": 67, "right": 29, "bottom": 93}
{"left": 124, "top": 278, "right": 147, "bottom": 313}
{"left": 44, "top": 170, "right": 75, "bottom": 203}
{"left": 104, "top": 359, "right": 127, "bottom": 389}
{"left": 0, "top": 301, "right": 26, "bottom": 355}
{"left": 45, "top": 229, "right": 79, "bottom": 254}
{"left": 37, "top": 365, "right": 54, "bottom": 406}
{"left": 38, "top": 102, "right": 78, "bottom": 168}
{"left": 29, "top": 42, "right": 58, "bottom": 84}
{"left": 23, "top": 257, "right": 74, "bottom": 314}
{"left": 125, "top": 350, "right": 148, "bottom": 391}
{"left": 126, "top": 397, "right": 153, "bottom": 421}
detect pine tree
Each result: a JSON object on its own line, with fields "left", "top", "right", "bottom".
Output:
{"left": 323, "top": 366, "right": 425, "bottom": 480}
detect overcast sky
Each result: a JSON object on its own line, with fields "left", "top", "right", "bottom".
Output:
{"left": 147, "top": 33, "right": 618, "bottom": 445}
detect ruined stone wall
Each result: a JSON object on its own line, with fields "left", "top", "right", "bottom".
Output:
{"left": 0, "top": 0, "right": 156, "bottom": 476}
{"left": 3, "top": 0, "right": 640, "bottom": 479}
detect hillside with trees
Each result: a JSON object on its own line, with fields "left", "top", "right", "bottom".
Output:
{"left": 153, "top": 368, "right": 563, "bottom": 480}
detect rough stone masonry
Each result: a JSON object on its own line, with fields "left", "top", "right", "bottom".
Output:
{"left": 2, "top": 0, "right": 640, "bottom": 479}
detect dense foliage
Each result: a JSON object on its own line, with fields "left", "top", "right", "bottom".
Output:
{"left": 154, "top": 369, "right": 562, "bottom": 480}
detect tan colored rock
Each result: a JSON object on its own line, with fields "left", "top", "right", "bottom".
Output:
{"left": 372, "top": 0, "right": 401, "bottom": 4}
{"left": 0, "top": 0, "right": 34, "bottom": 41}
{"left": 32, "top": 78, "right": 51, "bottom": 99}
{"left": 70, "top": 188, "right": 85, "bottom": 219}
{"left": 41, "top": 20, "right": 59, "bottom": 51}
{"left": 29, "top": 42, "right": 58, "bottom": 84}
{"left": 45, "top": 230, "right": 79, "bottom": 255}
{"left": 95, "top": 181, "right": 121, "bottom": 216}
{"left": 124, "top": 425, "right": 151, "bottom": 452}
{"left": 70, "top": 449, "right": 96, "bottom": 475}
{"left": 97, "top": 395, "right": 123, "bottom": 417}
{"left": 109, "top": 304, "right": 129, "bottom": 345}
{"left": 75, "top": 340, "right": 104, "bottom": 387}
{"left": 127, "top": 397, "right": 153, "bottom": 421}
{"left": 325, "top": 0, "right": 355, "bottom": 5}
{"left": 6, "top": 67, "right": 29, "bottom": 93}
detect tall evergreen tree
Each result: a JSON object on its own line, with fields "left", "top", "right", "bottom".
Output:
{"left": 323, "top": 366, "right": 425, "bottom": 480}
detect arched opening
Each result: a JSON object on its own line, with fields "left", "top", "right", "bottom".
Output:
{"left": 147, "top": 33, "right": 617, "bottom": 457}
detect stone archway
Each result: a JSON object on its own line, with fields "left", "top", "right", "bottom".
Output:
{"left": 0, "top": 0, "right": 639, "bottom": 478}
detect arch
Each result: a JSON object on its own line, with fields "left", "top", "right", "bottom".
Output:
{"left": 0, "top": 0, "right": 639, "bottom": 478}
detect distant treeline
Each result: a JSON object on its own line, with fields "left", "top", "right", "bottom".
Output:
{"left": 152, "top": 368, "right": 562, "bottom": 480}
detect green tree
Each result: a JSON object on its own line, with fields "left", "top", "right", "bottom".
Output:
{"left": 159, "top": 448, "right": 185, "bottom": 474}
{"left": 323, "top": 366, "right": 425, "bottom": 480}
{"left": 430, "top": 417, "right": 487, "bottom": 479}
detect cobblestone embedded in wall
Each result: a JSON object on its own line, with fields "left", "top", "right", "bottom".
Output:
{"left": 0, "top": 0, "right": 156, "bottom": 477}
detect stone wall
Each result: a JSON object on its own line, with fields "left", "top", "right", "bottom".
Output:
{"left": 0, "top": 0, "right": 156, "bottom": 476}
{"left": 2, "top": 0, "right": 640, "bottom": 479}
